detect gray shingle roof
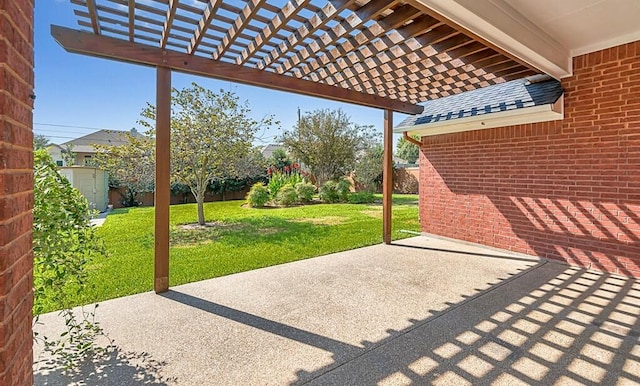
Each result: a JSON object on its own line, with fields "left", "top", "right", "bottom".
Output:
{"left": 396, "top": 76, "right": 563, "bottom": 129}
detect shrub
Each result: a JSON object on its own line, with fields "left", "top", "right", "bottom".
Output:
{"left": 319, "top": 180, "right": 340, "bottom": 203}
{"left": 33, "top": 149, "right": 108, "bottom": 368}
{"left": 295, "top": 182, "right": 316, "bottom": 203}
{"left": 246, "top": 183, "right": 270, "bottom": 207}
{"left": 347, "top": 191, "right": 375, "bottom": 204}
{"left": 267, "top": 171, "right": 288, "bottom": 199}
{"left": 276, "top": 184, "right": 298, "bottom": 206}
{"left": 336, "top": 178, "right": 351, "bottom": 202}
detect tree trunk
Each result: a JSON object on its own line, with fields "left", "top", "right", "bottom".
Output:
{"left": 197, "top": 195, "right": 205, "bottom": 225}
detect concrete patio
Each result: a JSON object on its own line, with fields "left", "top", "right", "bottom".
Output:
{"left": 33, "top": 236, "right": 640, "bottom": 385}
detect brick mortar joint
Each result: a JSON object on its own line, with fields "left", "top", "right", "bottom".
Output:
{"left": 0, "top": 63, "right": 35, "bottom": 88}
{"left": 0, "top": 90, "right": 34, "bottom": 110}
{"left": 0, "top": 208, "right": 33, "bottom": 226}
{"left": 0, "top": 10, "right": 34, "bottom": 47}
{"left": 0, "top": 115, "right": 34, "bottom": 130}
{"left": 0, "top": 141, "right": 34, "bottom": 154}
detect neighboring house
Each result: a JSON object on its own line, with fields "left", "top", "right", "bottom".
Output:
{"left": 46, "top": 143, "right": 65, "bottom": 166}
{"left": 57, "top": 128, "right": 142, "bottom": 166}
{"left": 260, "top": 143, "right": 285, "bottom": 160}
{"left": 46, "top": 128, "right": 142, "bottom": 211}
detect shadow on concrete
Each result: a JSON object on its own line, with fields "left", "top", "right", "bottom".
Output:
{"left": 294, "top": 263, "right": 640, "bottom": 385}
{"left": 160, "top": 291, "right": 362, "bottom": 363}
{"left": 391, "top": 242, "right": 541, "bottom": 263}
{"left": 34, "top": 345, "right": 175, "bottom": 386}
{"left": 163, "top": 261, "right": 640, "bottom": 385}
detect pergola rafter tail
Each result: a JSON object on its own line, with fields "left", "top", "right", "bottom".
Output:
{"left": 51, "top": 25, "right": 423, "bottom": 115}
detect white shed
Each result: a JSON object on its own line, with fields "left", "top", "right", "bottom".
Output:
{"left": 59, "top": 166, "right": 109, "bottom": 212}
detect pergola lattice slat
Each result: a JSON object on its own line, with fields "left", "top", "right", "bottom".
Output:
{"left": 51, "top": 25, "right": 423, "bottom": 114}
{"left": 188, "top": 0, "right": 224, "bottom": 54}
{"left": 64, "top": 0, "right": 542, "bottom": 107}
{"left": 211, "top": 0, "right": 268, "bottom": 60}
{"left": 236, "top": 0, "right": 312, "bottom": 65}
{"left": 257, "top": 0, "right": 357, "bottom": 70}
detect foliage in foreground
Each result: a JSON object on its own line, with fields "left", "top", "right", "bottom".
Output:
{"left": 33, "top": 150, "right": 109, "bottom": 368}
{"left": 36, "top": 195, "right": 419, "bottom": 313}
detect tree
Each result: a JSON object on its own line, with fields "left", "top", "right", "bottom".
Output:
{"left": 233, "top": 146, "right": 268, "bottom": 178}
{"left": 33, "top": 134, "right": 50, "bottom": 149}
{"left": 33, "top": 149, "right": 108, "bottom": 367}
{"left": 61, "top": 144, "right": 77, "bottom": 166}
{"left": 280, "top": 108, "right": 376, "bottom": 186}
{"left": 139, "top": 83, "right": 275, "bottom": 225}
{"left": 354, "top": 143, "right": 384, "bottom": 192}
{"left": 94, "top": 131, "right": 155, "bottom": 207}
{"left": 396, "top": 134, "right": 421, "bottom": 164}
{"left": 268, "top": 148, "right": 291, "bottom": 171}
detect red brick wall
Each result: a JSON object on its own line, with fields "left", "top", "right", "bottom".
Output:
{"left": 420, "top": 41, "right": 640, "bottom": 277}
{"left": 0, "top": 0, "right": 35, "bottom": 384}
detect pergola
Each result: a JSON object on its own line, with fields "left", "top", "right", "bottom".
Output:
{"left": 53, "top": 0, "right": 541, "bottom": 293}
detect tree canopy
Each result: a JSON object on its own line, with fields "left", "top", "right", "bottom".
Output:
{"left": 33, "top": 134, "right": 50, "bottom": 149}
{"left": 354, "top": 143, "right": 384, "bottom": 192}
{"left": 280, "top": 108, "right": 376, "bottom": 186}
{"left": 94, "top": 131, "right": 155, "bottom": 207}
{"left": 139, "top": 82, "right": 276, "bottom": 225}
{"left": 396, "top": 134, "right": 421, "bottom": 164}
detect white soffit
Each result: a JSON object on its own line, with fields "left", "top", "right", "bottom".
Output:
{"left": 416, "top": 0, "right": 640, "bottom": 78}
{"left": 394, "top": 96, "right": 564, "bottom": 137}
{"left": 415, "top": 0, "right": 572, "bottom": 79}
{"left": 504, "top": 0, "right": 640, "bottom": 57}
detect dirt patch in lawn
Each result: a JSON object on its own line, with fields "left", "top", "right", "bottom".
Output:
{"left": 362, "top": 209, "right": 382, "bottom": 218}
{"left": 172, "top": 222, "right": 246, "bottom": 247}
{"left": 291, "top": 216, "right": 345, "bottom": 226}
{"left": 177, "top": 221, "right": 227, "bottom": 230}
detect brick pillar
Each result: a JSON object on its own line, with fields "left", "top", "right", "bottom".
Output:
{"left": 0, "top": 0, "right": 35, "bottom": 385}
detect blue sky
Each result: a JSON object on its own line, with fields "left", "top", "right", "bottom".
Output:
{"left": 35, "top": 1, "right": 411, "bottom": 147}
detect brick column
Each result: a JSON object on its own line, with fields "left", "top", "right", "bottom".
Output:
{"left": 0, "top": 0, "right": 35, "bottom": 385}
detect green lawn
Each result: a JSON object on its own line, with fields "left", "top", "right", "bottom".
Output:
{"left": 41, "top": 195, "right": 419, "bottom": 313}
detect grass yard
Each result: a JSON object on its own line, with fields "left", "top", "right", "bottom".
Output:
{"left": 38, "top": 195, "right": 419, "bottom": 313}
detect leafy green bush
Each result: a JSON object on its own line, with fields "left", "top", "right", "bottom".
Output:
{"left": 267, "top": 171, "right": 287, "bottom": 199}
{"left": 33, "top": 149, "right": 108, "bottom": 367}
{"left": 276, "top": 183, "right": 298, "bottom": 206}
{"left": 267, "top": 170, "right": 305, "bottom": 199}
{"left": 295, "top": 182, "right": 316, "bottom": 203}
{"left": 319, "top": 180, "right": 340, "bottom": 203}
{"left": 347, "top": 191, "right": 375, "bottom": 204}
{"left": 246, "top": 183, "right": 270, "bottom": 207}
{"left": 336, "top": 178, "right": 351, "bottom": 202}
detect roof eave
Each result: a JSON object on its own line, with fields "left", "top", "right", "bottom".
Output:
{"left": 395, "top": 95, "right": 564, "bottom": 137}
{"left": 412, "top": 0, "right": 572, "bottom": 79}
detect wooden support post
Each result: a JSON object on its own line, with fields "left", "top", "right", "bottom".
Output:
{"left": 155, "top": 66, "right": 171, "bottom": 293}
{"left": 383, "top": 109, "right": 393, "bottom": 244}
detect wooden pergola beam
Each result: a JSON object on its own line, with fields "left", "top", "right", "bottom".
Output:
{"left": 155, "top": 66, "right": 171, "bottom": 294}
{"left": 212, "top": 0, "right": 267, "bottom": 60}
{"left": 160, "top": 0, "right": 179, "bottom": 48}
{"left": 128, "top": 0, "right": 135, "bottom": 42}
{"left": 383, "top": 110, "right": 393, "bottom": 244}
{"left": 258, "top": 0, "right": 356, "bottom": 70}
{"left": 86, "top": 0, "right": 101, "bottom": 34}
{"left": 236, "top": 0, "right": 311, "bottom": 65}
{"left": 277, "top": 0, "right": 396, "bottom": 75}
{"left": 51, "top": 25, "right": 423, "bottom": 114}
{"left": 188, "top": 0, "right": 223, "bottom": 54}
